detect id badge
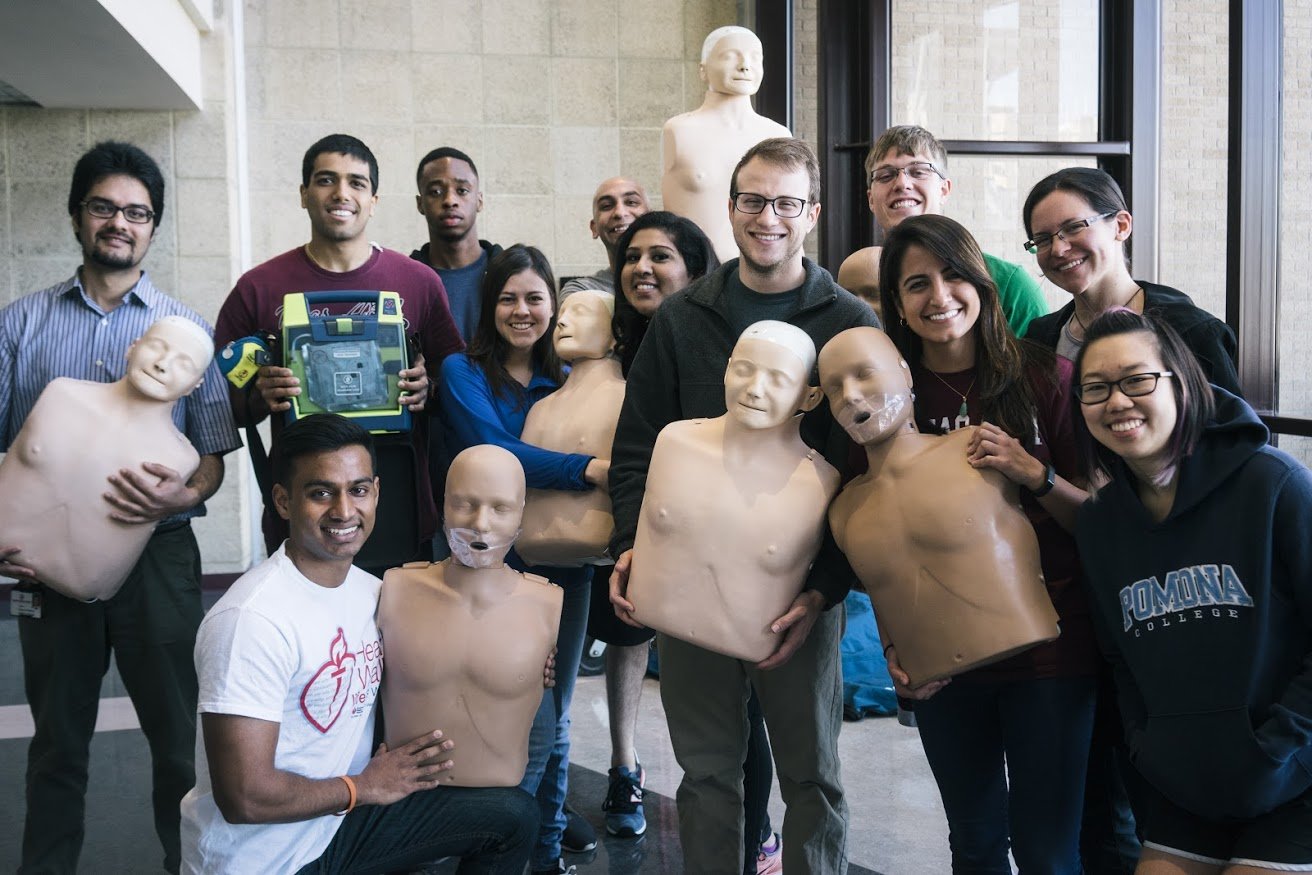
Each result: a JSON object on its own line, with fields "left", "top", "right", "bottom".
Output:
{"left": 10, "top": 584, "right": 42, "bottom": 619}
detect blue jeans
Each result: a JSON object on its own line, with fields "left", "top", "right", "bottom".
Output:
{"left": 295, "top": 785, "right": 536, "bottom": 874}
{"left": 915, "top": 675, "right": 1097, "bottom": 874}
{"left": 513, "top": 557, "right": 592, "bottom": 869}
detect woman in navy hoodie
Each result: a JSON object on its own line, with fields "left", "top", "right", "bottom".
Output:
{"left": 1075, "top": 309, "right": 1312, "bottom": 873}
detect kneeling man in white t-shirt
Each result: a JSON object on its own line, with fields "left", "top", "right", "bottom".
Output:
{"left": 180, "top": 414, "right": 537, "bottom": 874}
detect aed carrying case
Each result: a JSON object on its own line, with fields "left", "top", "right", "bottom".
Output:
{"left": 281, "top": 290, "right": 412, "bottom": 433}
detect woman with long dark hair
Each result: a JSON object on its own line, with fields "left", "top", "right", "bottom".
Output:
{"left": 878, "top": 214, "right": 1096, "bottom": 873}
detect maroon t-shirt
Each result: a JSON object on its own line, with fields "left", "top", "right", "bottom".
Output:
{"left": 215, "top": 245, "right": 464, "bottom": 556}
{"left": 909, "top": 355, "right": 1097, "bottom": 681}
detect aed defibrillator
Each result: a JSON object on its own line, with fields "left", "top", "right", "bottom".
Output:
{"left": 280, "top": 290, "right": 412, "bottom": 433}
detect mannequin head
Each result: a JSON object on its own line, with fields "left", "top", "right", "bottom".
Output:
{"left": 554, "top": 291, "right": 615, "bottom": 363}
{"left": 125, "top": 316, "right": 214, "bottom": 402}
{"left": 444, "top": 445, "right": 526, "bottom": 569}
{"left": 724, "top": 320, "right": 822, "bottom": 430}
{"left": 700, "top": 26, "right": 764, "bottom": 96}
{"left": 818, "top": 327, "right": 915, "bottom": 445}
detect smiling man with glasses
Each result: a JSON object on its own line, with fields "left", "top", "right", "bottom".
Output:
{"left": 0, "top": 140, "right": 241, "bottom": 874}
{"left": 837, "top": 125, "right": 1047, "bottom": 335}
{"left": 607, "top": 137, "right": 877, "bottom": 874}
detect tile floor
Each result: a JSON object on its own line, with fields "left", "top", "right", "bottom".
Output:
{"left": 0, "top": 611, "right": 952, "bottom": 873}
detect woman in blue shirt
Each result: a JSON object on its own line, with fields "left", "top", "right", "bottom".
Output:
{"left": 439, "top": 244, "right": 604, "bottom": 875}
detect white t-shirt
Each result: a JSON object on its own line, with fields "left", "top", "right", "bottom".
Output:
{"left": 180, "top": 545, "right": 384, "bottom": 875}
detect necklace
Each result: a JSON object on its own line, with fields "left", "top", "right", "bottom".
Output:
{"left": 926, "top": 369, "right": 976, "bottom": 418}
{"left": 1073, "top": 285, "right": 1144, "bottom": 336}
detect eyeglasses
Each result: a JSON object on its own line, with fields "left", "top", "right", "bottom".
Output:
{"left": 1024, "top": 212, "right": 1116, "bottom": 255}
{"left": 868, "top": 161, "right": 945, "bottom": 186}
{"left": 81, "top": 198, "right": 156, "bottom": 225}
{"left": 1075, "top": 371, "right": 1174, "bottom": 405}
{"left": 731, "top": 192, "right": 809, "bottom": 218}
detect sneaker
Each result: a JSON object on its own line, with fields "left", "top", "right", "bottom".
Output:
{"left": 561, "top": 804, "right": 597, "bottom": 853}
{"left": 756, "top": 832, "right": 783, "bottom": 875}
{"left": 602, "top": 763, "right": 647, "bottom": 837}
{"left": 531, "top": 859, "right": 577, "bottom": 875}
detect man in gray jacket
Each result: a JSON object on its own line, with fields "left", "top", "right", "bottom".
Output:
{"left": 608, "top": 138, "right": 879, "bottom": 875}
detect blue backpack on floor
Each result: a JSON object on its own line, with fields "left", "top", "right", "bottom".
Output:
{"left": 842, "top": 590, "right": 897, "bottom": 719}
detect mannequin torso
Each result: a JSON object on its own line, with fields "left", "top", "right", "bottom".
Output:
{"left": 517, "top": 357, "right": 625, "bottom": 566}
{"left": 628, "top": 414, "right": 838, "bottom": 661}
{"left": 379, "top": 561, "right": 561, "bottom": 787}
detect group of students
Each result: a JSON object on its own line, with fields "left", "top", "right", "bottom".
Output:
{"left": 4, "top": 120, "right": 1310, "bottom": 875}
{"left": 435, "top": 125, "right": 1312, "bottom": 875}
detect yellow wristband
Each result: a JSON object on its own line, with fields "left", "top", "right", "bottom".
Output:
{"left": 334, "top": 774, "right": 357, "bottom": 816}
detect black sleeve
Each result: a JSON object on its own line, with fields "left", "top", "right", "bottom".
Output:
{"left": 608, "top": 307, "right": 682, "bottom": 556}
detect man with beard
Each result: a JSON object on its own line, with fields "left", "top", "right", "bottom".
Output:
{"left": 410, "top": 146, "right": 502, "bottom": 341}
{"left": 0, "top": 140, "right": 241, "bottom": 874}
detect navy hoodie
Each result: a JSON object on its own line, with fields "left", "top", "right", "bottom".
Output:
{"left": 1077, "top": 387, "right": 1312, "bottom": 821}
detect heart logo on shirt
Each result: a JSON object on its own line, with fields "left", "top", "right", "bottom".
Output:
{"left": 300, "top": 627, "right": 356, "bottom": 734}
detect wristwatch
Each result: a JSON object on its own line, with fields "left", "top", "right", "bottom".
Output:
{"left": 1031, "top": 462, "right": 1056, "bottom": 498}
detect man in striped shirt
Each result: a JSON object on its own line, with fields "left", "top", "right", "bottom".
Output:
{"left": 0, "top": 141, "right": 241, "bottom": 874}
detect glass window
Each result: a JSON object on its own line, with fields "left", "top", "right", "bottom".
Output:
{"left": 891, "top": 0, "right": 1100, "bottom": 141}
{"left": 1278, "top": 0, "right": 1312, "bottom": 441}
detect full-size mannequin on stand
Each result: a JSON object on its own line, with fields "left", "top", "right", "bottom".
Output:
{"left": 517, "top": 291, "right": 625, "bottom": 567}
{"left": 820, "top": 327, "right": 1058, "bottom": 687}
{"left": 0, "top": 316, "right": 209, "bottom": 600}
{"left": 626, "top": 321, "right": 839, "bottom": 662}
{"left": 379, "top": 445, "right": 562, "bottom": 788}
{"left": 661, "top": 26, "right": 791, "bottom": 262}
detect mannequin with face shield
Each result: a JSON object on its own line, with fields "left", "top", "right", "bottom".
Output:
{"left": 0, "top": 315, "right": 209, "bottom": 600}
{"left": 819, "top": 327, "right": 1057, "bottom": 688}
{"left": 517, "top": 291, "right": 625, "bottom": 567}
{"left": 379, "top": 444, "right": 562, "bottom": 787}
{"left": 625, "top": 320, "right": 839, "bottom": 662}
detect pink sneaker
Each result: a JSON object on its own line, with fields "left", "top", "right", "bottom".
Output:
{"left": 756, "top": 832, "right": 783, "bottom": 875}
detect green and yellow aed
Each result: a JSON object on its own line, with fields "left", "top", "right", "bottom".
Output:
{"left": 280, "top": 290, "right": 412, "bottom": 433}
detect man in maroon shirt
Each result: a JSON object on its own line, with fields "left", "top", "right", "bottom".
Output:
{"left": 215, "top": 134, "right": 464, "bottom": 573}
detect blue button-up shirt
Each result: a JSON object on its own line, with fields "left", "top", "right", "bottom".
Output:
{"left": 0, "top": 271, "right": 241, "bottom": 523}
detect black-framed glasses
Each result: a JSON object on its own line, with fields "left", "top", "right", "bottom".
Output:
{"left": 731, "top": 192, "right": 809, "bottom": 218}
{"left": 868, "top": 161, "right": 945, "bottom": 186}
{"left": 1024, "top": 211, "right": 1116, "bottom": 255}
{"left": 1075, "top": 371, "right": 1175, "bottom": 405}
{"left": 81, "top": 198, "right": 155, "bottom": 225}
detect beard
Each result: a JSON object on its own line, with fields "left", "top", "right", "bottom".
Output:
{"left": 87, "top": 238, "right": 140, "bottom": 270}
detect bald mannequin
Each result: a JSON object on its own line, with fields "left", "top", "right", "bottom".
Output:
{"left": 819, "top": 327, "right": 1058, "bottom": 687}
{"left": 661, "top": 26, "right": 791, "bottom": 262}
{"left": 0, "top": 316, "right": 209, "bottom": 600}
{"left": 626, "top": 321, "right": 839, "bottom": 662}
{"left": 379, "top": 445, "right": 562, "bottom": 787}
{"left": 517, "top": 291, "right": 625, "bottom": 566}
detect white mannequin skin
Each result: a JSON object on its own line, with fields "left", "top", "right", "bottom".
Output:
{"left": 378, "top": 445, "right": 562, "bottom": 787}
{"left": 661, "top": 27, "right": 792, "bottom": 262}
{"left": 820, "top": 327, "right": 1058, "bottom": 690}
{"left": 0, "top": 316, "right": 211, "bottom": 600}
{"left": 517, "top": 291, "right": 625, "bottom": 566}
{"left": 616, "top": 321, "right": 839, "bottom": 664}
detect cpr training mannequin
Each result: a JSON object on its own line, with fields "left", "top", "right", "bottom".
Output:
{"left": 820, "top": 327, "right": 1058, "bottom": 686}
{"left": 516, "top": 291, "right": 625, "bottom": 566}
{"left": 0, "top": 316, "right": 208, "bottom": 600}
{"left": 626, "top": 320, "right": 839, "bottom": 662}
{"left": 661, "top": 26, "right": 791, "bottom": 262}
{"left": 379, "top": 444, "right": 562, "bottom": 788}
